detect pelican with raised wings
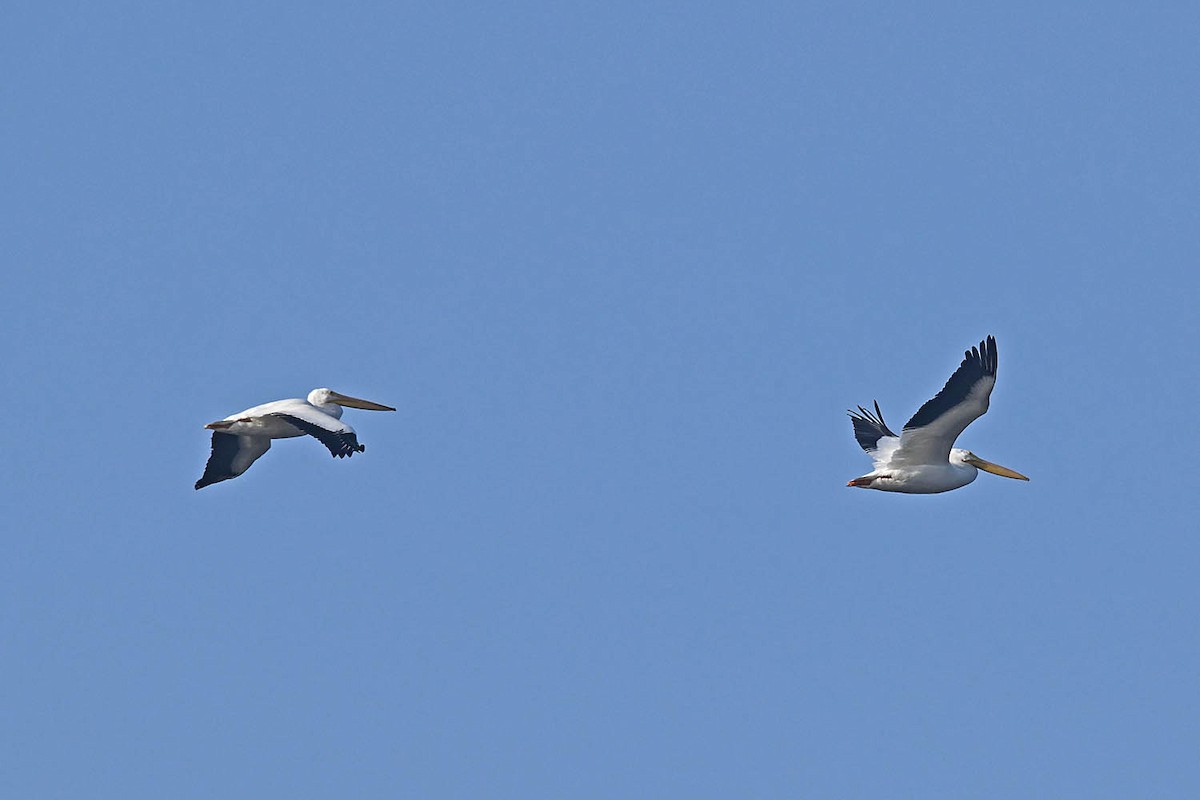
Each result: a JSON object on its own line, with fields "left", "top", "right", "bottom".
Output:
{"left": 847, "top": 336, "right": 1029, "bottom": 494}
{"left": 196, "top": 388, "right": 395, "bottom": 490}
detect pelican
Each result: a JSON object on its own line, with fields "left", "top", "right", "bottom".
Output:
{"left": 847, "top": 336, "right": 1029, "bottom": 493}
{"left": 196, "top": 388, "right": 395, "bottom": 490}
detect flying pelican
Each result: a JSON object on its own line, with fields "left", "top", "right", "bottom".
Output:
{"left": 847, "top": 336, "right": 1029, "bottom": 493}
{"left": 196, "top": 388, "right": 395, "bottom": 490}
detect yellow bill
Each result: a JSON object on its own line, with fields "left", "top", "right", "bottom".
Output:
{"left": 964, "top": 453, "right": 1029, "bottom": 481}
{"left": 328, "top": 391, "right": 396, "bottom": 411}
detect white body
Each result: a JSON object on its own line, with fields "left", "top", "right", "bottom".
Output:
{"left": 215, "top": 395, "right": 348, "bottom": 439}
{"left": 857, "top": 449, "right": 980, "bottom": 494}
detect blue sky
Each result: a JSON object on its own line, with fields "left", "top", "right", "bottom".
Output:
{"left": 4, "top": 2, "right": 1198, "bottom": 797}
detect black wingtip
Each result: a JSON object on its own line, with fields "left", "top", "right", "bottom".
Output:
{"left": 960, "top": 335, "right": 997, "bottom": 378}
{"left": 976, "top": 334, "right": 997, "bottom": 376}
{"left": 848, "top": 400, "right": 897, "bottom": 452}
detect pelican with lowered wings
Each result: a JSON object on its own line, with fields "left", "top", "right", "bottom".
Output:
{"left": 847, "top": 336, "right": 1029, "bottom": 494}
{"left": 196, "top": 388, "right": 395, "bottom": 490}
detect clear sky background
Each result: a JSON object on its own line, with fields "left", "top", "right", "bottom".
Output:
{"left": 4, "top": 3, "right": 1199, "bottom": 797}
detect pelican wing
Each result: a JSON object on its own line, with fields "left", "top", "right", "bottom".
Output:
{"left": 196, "top": 433, "right": 271, "bottom": 489}
{"left": 271, "top": 408, "right": 365, "bottom": 458}
{"left": 892, "top": 336, "right": 997, "bottom": 466}
{"left": 847, "top": 401, "right": 898, "bottom": 453}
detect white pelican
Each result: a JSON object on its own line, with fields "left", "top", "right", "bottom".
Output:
{"left": 196, "top": 388, "right": 395, "bottom": 490}
{"left": 847, "top": 336, "right": 1029, "bottom": 493}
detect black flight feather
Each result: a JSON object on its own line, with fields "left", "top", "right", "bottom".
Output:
{"left": 275, "top": 413, "right": 365, "bottom": 458}
{"left": 847, "top": 400, "right": 897, "bottom": 453}
{"left": 195, "top": 432, "right": 242, "bottom": 490}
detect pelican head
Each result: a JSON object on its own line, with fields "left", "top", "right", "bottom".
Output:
{"left": 956, "top": 450, "right": 1029, "bottom": 481}
{"left": 308, "top": 388, "right": 396, "bottom": 411}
